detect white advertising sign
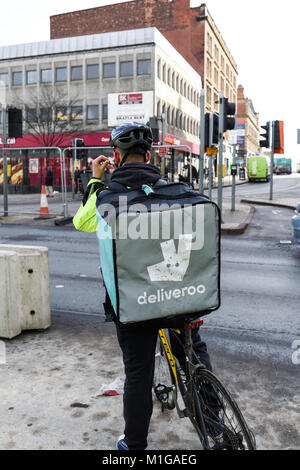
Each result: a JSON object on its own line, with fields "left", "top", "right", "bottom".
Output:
{"left": 29, "top": 158, "right": 39, "bottom": 174}
{"left": 108, "top": 91, "right": 154, "bottom": 127}
{"left": 229, "top": 130, "right": 238, "bottom": 145}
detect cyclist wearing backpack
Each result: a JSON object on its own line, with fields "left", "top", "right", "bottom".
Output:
{"left": 73, "top": 122, "right": 214, "bottom": 450}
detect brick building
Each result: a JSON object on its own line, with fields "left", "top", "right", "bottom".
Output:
{"left": 236, "top": 84, "right": 260, "bottom": 165}
{"left": 50, "top": 1, "right": 238, "bottom": 113}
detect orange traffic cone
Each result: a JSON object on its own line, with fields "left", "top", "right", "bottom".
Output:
{"left": 40, "top": 185, "right": 50, "bottom": 217}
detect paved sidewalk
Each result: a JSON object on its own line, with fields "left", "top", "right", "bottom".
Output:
{"left": 0, "top": 312, "right": 298, "bottom": 450}
{"left": 241, "top": 197, "right": 299, "bottom": 210}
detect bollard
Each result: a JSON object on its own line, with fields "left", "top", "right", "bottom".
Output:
{"left": 291, "top": 204, "right": 300, "bottom": 244}
{"left": 0, "top": 245, "right": 51, "bottom": 339}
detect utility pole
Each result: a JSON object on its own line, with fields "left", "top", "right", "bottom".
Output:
{"left": 2, "top": 104, "right": 8, "bottom": 216}
{"left": 230, "top": 116, "right": 238, "bottom": 212}
{"left": 199, "top": 90, "right": 205, "bottom": 194}
{"left": 269, "top": 121, "right": 275, "bottom": 201}
{"left": 231, "top": 141, "right": 237, "bottom": 211}
{"left": 217, "top": 92, "right": 225, "bottom": 217}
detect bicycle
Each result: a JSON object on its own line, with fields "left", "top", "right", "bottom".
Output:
{"left": 153, "top": 318, "right": 256, "bottom": 450}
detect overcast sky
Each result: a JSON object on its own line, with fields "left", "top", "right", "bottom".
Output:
{"left": 0, "top": 0, "right": 299, "bottom": 165}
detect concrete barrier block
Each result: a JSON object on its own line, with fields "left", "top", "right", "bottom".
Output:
{"left": 0, "top": 245, "right": 51, "bottom": 339}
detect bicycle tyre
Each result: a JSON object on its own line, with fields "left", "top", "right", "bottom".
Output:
{"left": 154, "top": 339, "right": 209, "bottom": 445}
{"left": 194, "top": 368, "right": 256, "bottom": 450}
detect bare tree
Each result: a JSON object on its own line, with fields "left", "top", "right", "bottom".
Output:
{"left": 14, "top": 85, "right": 84, "bottom": 149}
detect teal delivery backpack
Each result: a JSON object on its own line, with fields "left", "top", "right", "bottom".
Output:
{"left": 96, "top": 181, "right": 221, "bottom": 324}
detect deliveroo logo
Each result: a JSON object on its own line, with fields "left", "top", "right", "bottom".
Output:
{"left": 147, "top": 234, "right": 193, "bottom": 282}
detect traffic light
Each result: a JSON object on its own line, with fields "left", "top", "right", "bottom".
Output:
{"left": 72, "top": 138, "right": 85, "bottom": 160}
{"left": 8, "top": 108, "right": 23, "bottom": 138}
{"left": 76, "top": 138, "right": 86, "bottom": 160}
{"left": 274, "top": 121, "right": 284, "bottom": 154}
{"left": 222, "top": 98, "right": 236, "bottom": 132}
{"left": 204, "top": 113, "right": 219, "bottom": 150}
{"left": 204, "top": 113, "right": 210, "bottom": 149}
{"left": 148, "top": 116, "right": 160, "bottom": 143}
{"left": 210, "top": 113, "right": 219, "bottom": 145}
{"left": 66, "top": 147, "right": 72, "bottom": 158}
{"left": 260, "top": 122, "right": 270, "bottom": 148}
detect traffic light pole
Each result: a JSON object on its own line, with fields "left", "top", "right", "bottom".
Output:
{"left": 199, "top": 90, "right": 205, "bottom": 194}
{"left": 1, "top": 104, "right": 8, "bottom": 217}
{"left": 217, "top": 92, "right": 225, "bottom": 218}
{"left": 208, "top": 113, "right": 215, "bottom": 200}
{"left": 270, "top": 121, "right": 275, "bottom": 201}
{"left": 231, "top": 142, "right": 237, "bottom": 211}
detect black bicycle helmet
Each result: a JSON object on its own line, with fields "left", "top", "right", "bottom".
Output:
{"left": 110, "top": 122, "right": 153, "bottom": 151}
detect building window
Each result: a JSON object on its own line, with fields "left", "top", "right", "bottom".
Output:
{"left": 157, "top": 100, "right": 161, "bottom": 116}
{"left": 87, "top": 64, "right": 99, "bottom": 80}
{"left": 71, "top": 66, "right": 83, "bottom": 81}
{"left": 171, "top": 109, "right": 174, "bottom": 126}
{"left": 0, "top": 73, "right": 8, "bottom": 86}
{"left": 162, "top": 63, "right": 166, "bottom": 82}
{"left": 167, "top": 68, "right": 171, "bottom": 86}
{"left": 26, "top": 70, "right": 37, "bottom": 85}
{"left": 206, "top": 86, "right": 211, "bottom": 106}
{"left": 12, "top": 71, "right": 22, "bottom": 86}
{"left": 214, "top": 68, "right": 219, "bottom": 87}
{"left": 207, "top": 33, "right": 212, "bottom": 54}
{"left": 56, "top": 107, "right": 68, "bottom": 121}
{"left": 206, "top": 58, "right": 212, "bottom": 79}
{"left": 102, "top": 103, "right": 108, "bottom": 120}
{"left": 157, "top": 59, "right": 161, "bottom": 79}
{"left": 41, "top": 69, "right": 52, "bottom": 84}
{"left": 40, "top": 107, "right": 52, "bottom": 122}
{"left": 214, "top": 45, "right": 219, "bottom": 63}
{"left": 214, "top": 93, "right": 218, "bottom": 112}
{"left": 87, "top": 105, "right": 99, "bottom": 121}
{"left": 27, "top": 108, "right": 37, "bottom": 122}
{"left": 56, "top": 67, "right": 67, "bottom": 82}
{"left": 103, "top": 62, "right": 116, "bottom": 78}
{"left": 137, "top": 59, "right": 151, "bottom": 76}
{"left": 172, "top": 71, "right": 175, "bottom": 89}
{"left": 71, "top": 106, "right": 83, "bottom": 120}
{"left": 220, "top": 76, "right": 225, "bottom": 92}
{"left": 120, "top": 61, "right": 133, "bottom": 77}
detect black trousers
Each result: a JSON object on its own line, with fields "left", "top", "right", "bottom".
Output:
{"left": 115, "top": 318, "right": 212, "bottom": 450}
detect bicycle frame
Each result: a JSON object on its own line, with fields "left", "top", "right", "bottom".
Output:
{"left": 157, "top": 326, "right": 211, "bottom": 449}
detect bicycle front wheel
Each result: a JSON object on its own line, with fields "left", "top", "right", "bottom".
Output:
{"left": 194, "top": 368, "right": 256, "bottom": 450}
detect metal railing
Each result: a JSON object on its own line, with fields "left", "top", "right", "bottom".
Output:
{"left": 1, "top": 143, "right": 196, "bottom": 219}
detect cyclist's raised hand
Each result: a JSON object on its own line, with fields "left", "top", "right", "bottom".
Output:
{"left": 92, "top": 155, "right": 110, "bottom": 179}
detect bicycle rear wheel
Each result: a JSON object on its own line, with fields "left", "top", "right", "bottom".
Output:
{"left": 194, "top": 368, "right": 256, "bottom": 450}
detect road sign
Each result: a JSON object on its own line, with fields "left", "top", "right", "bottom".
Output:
{"left": 206, "top": 147, "right": 218, "bottom": 156}
{"left": 158, "top": 146, "right": 167, "bottom": 156}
